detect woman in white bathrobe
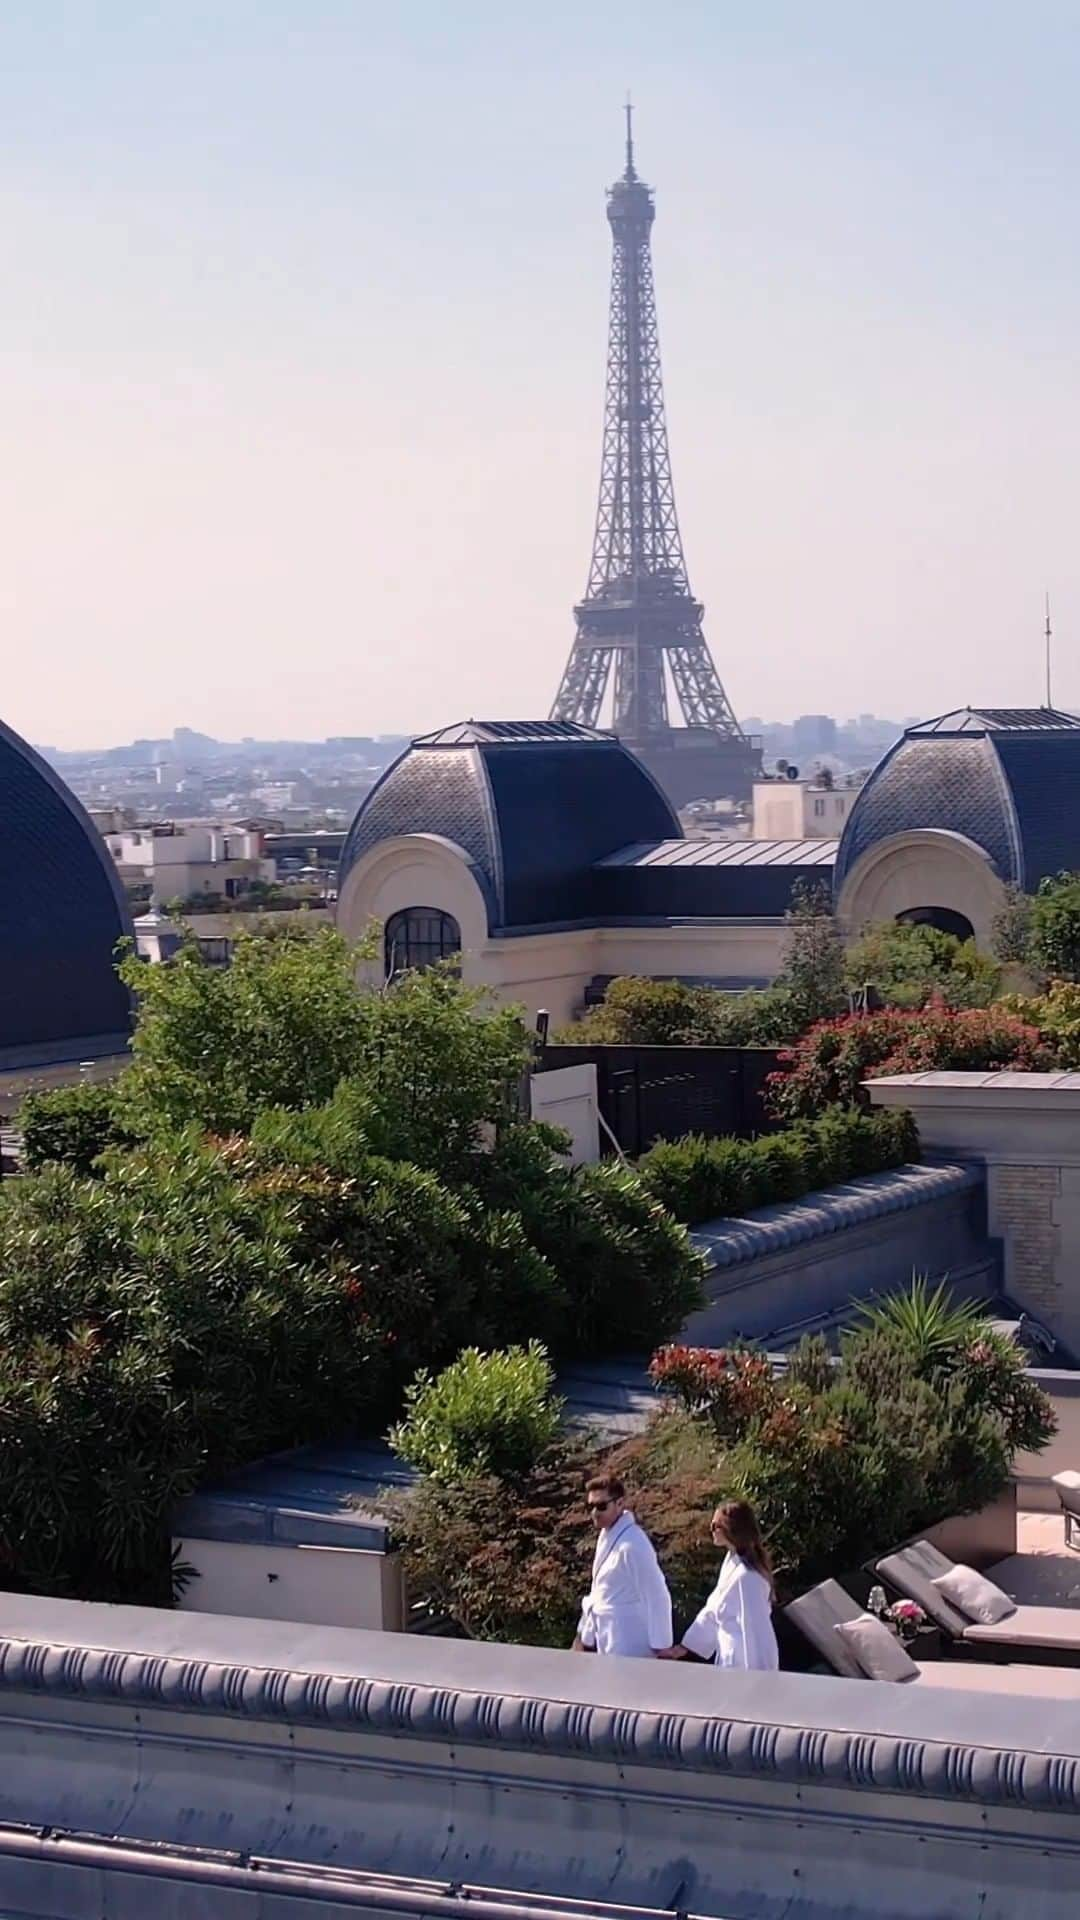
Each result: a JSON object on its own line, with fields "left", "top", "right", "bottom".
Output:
{"left": 659, "top": 1500, "right": 778, "bottom": 1671}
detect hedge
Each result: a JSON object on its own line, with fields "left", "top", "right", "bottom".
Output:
{"left": 636, "top": 1105, "right": 919, "bottom": 1226}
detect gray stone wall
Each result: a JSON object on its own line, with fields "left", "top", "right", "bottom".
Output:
{"left": 0, "top": 1595, "right": 1079, "bottom": 1919}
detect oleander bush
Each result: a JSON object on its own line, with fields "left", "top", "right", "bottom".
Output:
{"left": 636, "top": 1104, "right": 918, "bottom": 1225}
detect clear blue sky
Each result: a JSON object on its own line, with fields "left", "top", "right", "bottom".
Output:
{"left": 5, "top": 1, "right": 1080, "bottom": 747}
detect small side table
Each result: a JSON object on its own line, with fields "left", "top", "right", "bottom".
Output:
{"left": 903, "top": 1625, "right": 943, "bottom": 1664}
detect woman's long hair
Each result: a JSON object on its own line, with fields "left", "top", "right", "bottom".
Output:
{"left": 715, "top": 1500, "right": 774, "bottom": 1594}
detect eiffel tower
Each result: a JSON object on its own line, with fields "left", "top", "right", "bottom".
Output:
{"left": 552, "top": 111, "right": 761, "bottom": 808}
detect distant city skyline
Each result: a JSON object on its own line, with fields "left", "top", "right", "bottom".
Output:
{"left": 6, "top": 2, "right": 1080, "bottom": 747}
{"left": 33, "top": 709, "right": 917, "bottom": 761}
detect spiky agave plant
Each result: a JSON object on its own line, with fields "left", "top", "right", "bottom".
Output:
{"left": 853, "top": 1276, "right": 985, "bottom": 1377}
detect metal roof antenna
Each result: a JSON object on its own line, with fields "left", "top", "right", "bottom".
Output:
{"left": 624, "top": 91, "right": 635, "bottom": 179}
{"left": 1045, "top": 591, "right": 1054, "bottom": 710}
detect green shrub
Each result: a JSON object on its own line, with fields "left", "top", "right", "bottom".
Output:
{"left": 474, "top": 1126, "right": 704, "bottom": 1355}
{"left": 636, "top": 1105, "right": 918, "bottom": 1225}
{"left": 1028, "top": 872, "right": 1080, "bottom": 983}
{"left": 19, "top": 1081, "right": 129, "bottom": 1174}
{"left": 556, "top": 975, "right": 806, "bottom": 1047}
{"left": 389, "top": 1342, "right": 563, "bottom": 1483}
{"left": 844, "top": 921, "right": 1001, "bottom": 1010}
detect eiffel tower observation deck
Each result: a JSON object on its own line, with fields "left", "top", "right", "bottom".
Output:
{"left": 551, "top": 112, "right": 762, "bottom": 808}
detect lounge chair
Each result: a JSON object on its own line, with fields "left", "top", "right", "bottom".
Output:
{"left": 1053, "top": 1470, "right": 1080, "bottom": 1552}
{"left": 875, "top": 1539, "right": 1080, "bottom": 1665}
{"left": 785, "top": 1578, "right": 1080, "bottom": 1696}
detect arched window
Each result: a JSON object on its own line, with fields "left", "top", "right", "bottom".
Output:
{"left": 896, "top": 906, "right": 975, "bottom": 942}
{"left": 384, "top": 907, "right": 461, "bottom": 978}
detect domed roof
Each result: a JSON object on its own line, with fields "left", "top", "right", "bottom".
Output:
{"left": 835, "top": 706, "right": 1080, "bottom": 895}
{"left": 0, "top": 717, "right": 133, "bottom": 1067}
{"left": 338, "top": 720, "right": 681, "bottom": 930}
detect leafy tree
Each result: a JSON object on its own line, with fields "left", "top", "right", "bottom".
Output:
{"left": 113, "top": 927, "right": 531, "bottom": 1175}
{"left": 475, "top": 1123, "right": 704, "bottom": 1353}
{"left": 773, "top": 879, "right": 847, "bottom": 1024}
{"left": 114, "top": 925, "right": 374, "bottom": 1136}
{"left": 992, "top": 885, "right": 1035, "bottom": 967}
{"left": 844, "top": 921, "right": 1000, "bottom": 1010}
{"left": 0, "top": 1146, "right": 386, "bottom": 1598}
{"left": 1029, "top": 872, "right": 1080, "bottom": 982}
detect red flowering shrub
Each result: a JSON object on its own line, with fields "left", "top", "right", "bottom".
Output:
{"left": 768, "top": 1002, "right": 1055, "bottom": 1120}
{"left": 649, "top": 1344, "right": 776, "bottom": 1437}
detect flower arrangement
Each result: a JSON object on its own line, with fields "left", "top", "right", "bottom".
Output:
{"left": 881, "top": 1599, "right": 927, "bottom": 1644}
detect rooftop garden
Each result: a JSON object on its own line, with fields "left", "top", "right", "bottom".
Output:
{"left": 389, "top": 1286, "right": 1057, "bottom": 1646}
{"left": 558, "top": 872, "right": 1080, "bottom": 1101}
{"left": 8, "top": 926, "right": 704, "bottom": 1605}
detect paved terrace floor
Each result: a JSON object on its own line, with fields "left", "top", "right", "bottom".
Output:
{"left": 1002, "top": 1509, "right": 1080, "bottom": 1603}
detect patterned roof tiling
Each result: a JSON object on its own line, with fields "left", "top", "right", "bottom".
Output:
{"left": 337, "top": 744, "right": 502, "bottom": 915}
{"left": 834, "top": 733, "right": 1019, "bottom": 892}
{"left": 0, "top": 717, "right": 133, "bottom": 1063}
{"left": 338, "top": 724, "right": 680, "bottom": 932}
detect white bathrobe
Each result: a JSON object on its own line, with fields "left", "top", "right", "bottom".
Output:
{"left": 577, "top": 1510, "right": 673, "bottom": 1657}
{"left": 682, "top": 1552, "right": 779, "bottom": 1670}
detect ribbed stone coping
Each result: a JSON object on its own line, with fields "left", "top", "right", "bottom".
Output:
{"left": 0, "top": 1594, "right": 1078, "bottom": 1815}
{"left": 691, "top": 1162, "right": 981, "bottom": 1272}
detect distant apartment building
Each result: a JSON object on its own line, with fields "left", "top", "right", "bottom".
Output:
{"left": 104, "top": 823, "right": 275, "bottom": 906}
{"left": 751, "top": 774, "right": 860, "bottom": 841}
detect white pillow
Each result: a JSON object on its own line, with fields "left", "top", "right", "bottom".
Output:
{"left": 834, "top": 1614, "right": 919, "bottom": 1683}
{"left": 932, "top": 1564, "right": 1016, "bottom": 1625}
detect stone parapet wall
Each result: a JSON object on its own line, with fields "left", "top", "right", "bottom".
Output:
{"left": 686, "top": 1162, "right": 995, "bottom": 1346}
{"left": 867, "top": 1072, "right": 1080, "bottom": 1357}
{"left": 0, "top": 1594, "right": 1079, "bottom": 1918}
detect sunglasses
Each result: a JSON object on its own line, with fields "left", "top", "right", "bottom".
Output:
{"left": 587, "top": 1499, "right": 615, "bottom": 1513}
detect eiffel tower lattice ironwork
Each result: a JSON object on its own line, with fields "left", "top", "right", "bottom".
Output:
{"left": 551, "top": 111, "right": 760, "bottom": 805}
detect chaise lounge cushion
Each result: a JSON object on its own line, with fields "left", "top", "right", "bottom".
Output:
{"left": 1053, "top": 1469, "right": 1080, "bottom": 1516}
{"left": 784, "top": 1578, "right": 865, "bottom": 1676}
{"left": 785, "top": 1579, "right": 1080, "bottom": 1692}
{"left": 932, "top": 1563, "right": 1016, "bottom": 1625}
{"left": 834, "top": 1614, "right": 919, "bottom": 1683}
{"left": 878, "top": 1542, "right": 1080, "bottom": 1651}
{"left": 962, "top": 1605, "right": 1080, "bottom": 1650}
{"left": 876, "top": 1542, "right": 972, "bottom": 1636}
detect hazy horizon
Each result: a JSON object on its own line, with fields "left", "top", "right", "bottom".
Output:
{"left": 6, "top": 1, "right": 1080, "bottom": 749}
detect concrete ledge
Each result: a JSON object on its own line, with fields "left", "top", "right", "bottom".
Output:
{"left": 683, "top": 1163, "right": 994, "bottom": 1346}
{"left": 2, "top": 1592, "right": 1080, "bottom": 1814}
{"left": 691, "top": 1162, "right": 981, "bottom": 1271}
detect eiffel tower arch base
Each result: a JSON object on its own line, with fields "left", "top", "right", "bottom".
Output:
{"left": 628, "top": 730, "right": 763, "bottom": 810}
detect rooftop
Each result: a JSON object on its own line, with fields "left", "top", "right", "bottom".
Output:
{"left": 413, "top": 719, "right": 611, "bottom": 747}
{"left": 598, "top": 837, "right": 838, "bottom": 869}
{"left": 908, "top": 706, "right": 1080, "bottom": 734}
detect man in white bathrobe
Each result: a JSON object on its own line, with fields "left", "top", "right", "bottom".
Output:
{"left": 572, "top": 1474, "right": 673, "bottom": 1659}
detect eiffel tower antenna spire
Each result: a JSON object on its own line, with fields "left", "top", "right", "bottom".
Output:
{"left": 550, "top": 115, "right": 760, "bottom": 806}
